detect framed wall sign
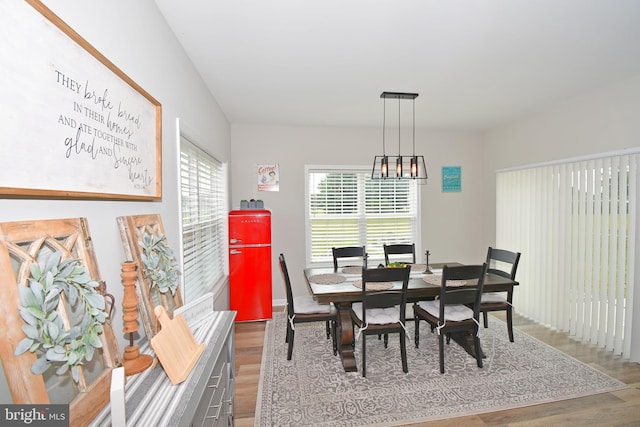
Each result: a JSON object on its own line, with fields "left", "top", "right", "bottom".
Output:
{"left": 442, "top": 166, "right": 462, "bottom": 192}
{"left": 0, "top": 0, "right": 162, "bottom": 200}
{"left": 258, "top": 164, "right": 280, "bottom": 192}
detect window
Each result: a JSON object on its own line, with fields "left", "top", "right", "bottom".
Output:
{"left": 306, "top": 166, "right": 419, "bottom": 264}
{"left": 496, "top": 150, "right": 638, "bottom": 359}
{"left": 180, "top": 136, "right": 228, "bottom": 303}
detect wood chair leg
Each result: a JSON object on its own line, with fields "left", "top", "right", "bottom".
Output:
{"left": 383, "top": 334, "right": 388, "bottom": 348}
{"left": 414, "top": 317, "right": 420, "bottom": 348}
{"left": 474, "top": 333, "right": 483, "bottom": 368}
{"left": 506, "top": 306, "right": 514, "bottom": 342}
{"left": 438, "top": 333, "right": 445, "bottom": 374}
{"left": 400, "top": 331, "right": 408, "bottom": 373}
{"left": 361, "top": 334, "right": 367, "bottom": 377}
{"left": 352, "top": 324, "right": 356, "bottom": 349}
{"left": 331, "top": 320, "right": 338, "bottom": 355}
{"left": 483, "top": 311, "right": 489, "bottom": 328}
{"left": 287, "top": 327, "right": 295, "bottom": 361}
{"left": 326, "top": 320, "right": 331, "bottom": 339}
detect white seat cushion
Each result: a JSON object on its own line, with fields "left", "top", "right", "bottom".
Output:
{"left": 294, "top": 295, "right": 333, "bottom": 314}
{"left": 481, "top": 292, "right": 507, "bottom": 303}
{"left": 417, "top": 299, "right": 473, "bottom": 322}
{"left": 351, "top": 302, "right": 400, "bottom": 324}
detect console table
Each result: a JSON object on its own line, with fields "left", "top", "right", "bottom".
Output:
{"left": 90, "top": 311, "right": 236, "bottom": 427}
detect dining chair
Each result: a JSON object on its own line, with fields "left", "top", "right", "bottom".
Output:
{"left": 381, "top": 243, "right": 417, "bottom": 342}
{"left": 480, "top": 247, "right": 521, "bottom": 342}
{"left": 383, "top": 243, "right": 416, "bottom": 265}
{"left": 332, "top": 246, "right": 366, "bottom": 271}
{"left": 413, "top": 263, "right": 487, "bottom": 374}
{"left": 350, "top": 265, "right": 411, "bottom": 377}
{"left": 279, "top": 254, "right": 337, "bottom": 360}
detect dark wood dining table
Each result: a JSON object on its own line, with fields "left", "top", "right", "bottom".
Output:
{"left": 303, "top": 262, "right": 519, "bottom": 372}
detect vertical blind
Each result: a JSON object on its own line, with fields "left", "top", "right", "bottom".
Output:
{"left": 180, "top": 137, "right": 228, "bottom": 303}
{"left": 496, "top": 151, "right": 637, "bottom": 358}
{"left": 306, "top": 167, "right": 418, "bottom": 263}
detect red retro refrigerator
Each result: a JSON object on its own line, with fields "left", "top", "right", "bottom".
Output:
{"left": 228, "top": 209, "right": 272, "bottom": 321}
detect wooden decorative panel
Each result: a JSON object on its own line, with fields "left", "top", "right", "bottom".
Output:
{"left": 117, "top": 214, "right": 183, "bottom": 338}
{"left": 0, "top": 217, "right": 121, "bottom": 427}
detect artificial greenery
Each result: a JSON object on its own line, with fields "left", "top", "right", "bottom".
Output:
{"left": 139, "top": 232, "right": 180, "bottom": 295}
{"left": 387, "top": 262, "right": 408, "bottom": 268}
{"left": 14, "top": 251, "right": 107, "bottom": 383}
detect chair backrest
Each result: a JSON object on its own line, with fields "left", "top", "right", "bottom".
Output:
{"left": 485, "top": 247, "right": 521, "bottom": 280}
{"left": 439, "top": 264, "right": 487, "bottom": 319}
{"left": 278, "top": 254, "right": 296, "bottom": 316}
{"left": 332, "top": 246, "right": 366, "bottom": 271}
{"left": 360, "top": 266, "right": 411, "bottom": 324}
{"left": 383, "top": 243, "right": 416, "bottom": 265}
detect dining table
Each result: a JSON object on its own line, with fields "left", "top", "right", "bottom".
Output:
{"left": 303, "top": 262, "right": 519, "bottom": 372}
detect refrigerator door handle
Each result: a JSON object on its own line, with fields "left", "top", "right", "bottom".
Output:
{"left": 230, "top": 238, "right": 242, "bottom": 244}
{"left": 230, "top": 249, "right": 242, "bottom": 255}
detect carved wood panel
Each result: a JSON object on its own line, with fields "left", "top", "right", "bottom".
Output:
{"left": 117, "top": 214, "right": 183, "bottom": 338}
{"left": 0, "top": 217, "right": 121, "bottom": 427}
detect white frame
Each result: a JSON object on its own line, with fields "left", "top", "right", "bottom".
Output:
{"left": 304, "top": 164, "right": 422, "bottom": 266}
{"left": 176, "top": 118, "right": 229, "bottom": 305}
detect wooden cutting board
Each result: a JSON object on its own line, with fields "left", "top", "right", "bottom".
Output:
{"left": 150, "top": 305, "right": 206, "bottom": 385}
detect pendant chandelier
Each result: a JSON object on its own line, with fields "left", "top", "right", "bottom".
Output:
{"left": 371, "top": 92, "right": 428, "bottom": 181}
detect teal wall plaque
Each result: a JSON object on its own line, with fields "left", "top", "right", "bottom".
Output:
{"left": 442, "top": 166, "right": 461, "bottom": 192}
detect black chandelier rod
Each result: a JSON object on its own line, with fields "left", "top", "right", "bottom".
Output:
{"left": 412, "top": 97, "right": 416, "bottom": 157}
{"left": 381, "top": 95, "right": 388, "bottom": 177}
{"left": 375, "top": 92, "right": 423, "bottom": 181}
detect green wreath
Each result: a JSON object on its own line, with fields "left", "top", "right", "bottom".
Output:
{"left": 139, "top": 232, "right": 180, "bottom": 295}
{"left": 14, "top": 251, "right": 107, "bottom": 383}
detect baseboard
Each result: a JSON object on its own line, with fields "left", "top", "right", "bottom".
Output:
{"left": 272, "top": 299, "right": 286, "bottom": 308}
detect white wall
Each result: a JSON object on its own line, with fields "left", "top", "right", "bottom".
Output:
{"left": 230, "top": 124, "right": 487, "bottom": 302}
{"left": 0, "top": 0, "right": 230, "bottom": 401}
{"left": 482, "top": 74, "right": 640, "bottom": 245}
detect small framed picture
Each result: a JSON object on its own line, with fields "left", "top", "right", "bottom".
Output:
{"left": 258, "top": 164, "right": 279, "bottom": 192}
{"left": 442, "top": 166, "right": 461, "bottom": 192}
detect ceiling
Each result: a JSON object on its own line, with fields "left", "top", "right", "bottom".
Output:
{"left": 154, "top": 0, "right": 640, "bottom": 131}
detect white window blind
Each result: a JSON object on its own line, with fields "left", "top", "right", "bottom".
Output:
{"left": 306, "top": 167, "right": 418, "bottom": 264}
{"left": 180, "top": 137, "right": 228, "bottom": 303}
{"left": 496, "top": 151, "right": 637, "bottom": 358}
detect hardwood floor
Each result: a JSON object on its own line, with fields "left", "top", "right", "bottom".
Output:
{"left": 233, "top": 319, "right": 266, "bottom": 427}
{"left": 233, "top": 310, "right": 640, "bottom": 426}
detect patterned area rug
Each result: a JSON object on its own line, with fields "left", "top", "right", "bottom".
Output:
{"left": 255, "top": 312, "right": 626, "bottom": 426}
